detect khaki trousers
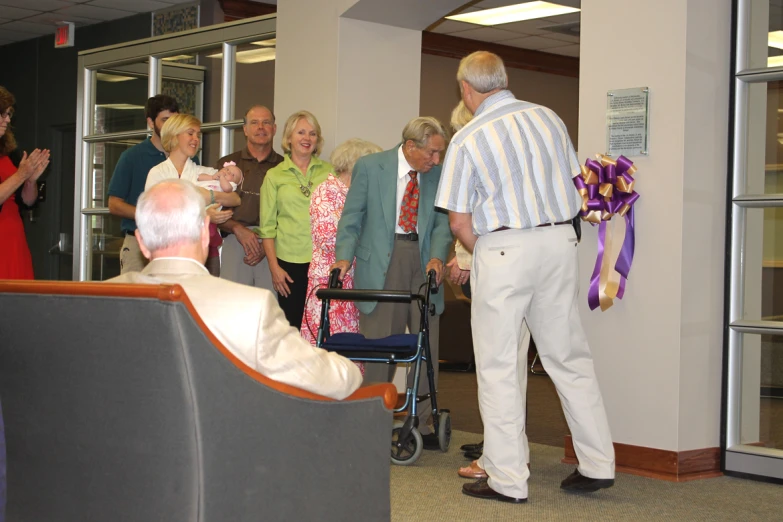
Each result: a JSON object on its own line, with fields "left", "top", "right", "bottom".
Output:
{"left": 472, "top": 225, "right": 614, "bottom": 499}
{"left": 359, "top": 239, "right": 440, "bottom": 435}
{"left": 220, "top": 232, "right": 274, "bottom": 291}
{"left": 119, "top": 234, "right": 147, "bottom": 274}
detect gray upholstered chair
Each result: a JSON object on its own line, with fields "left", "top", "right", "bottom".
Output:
{"left": 0, "top": 281, "right": 395, "bottom": 522}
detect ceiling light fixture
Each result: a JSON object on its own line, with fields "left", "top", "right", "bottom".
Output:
{"left": 207, "top": 47, "right": 276, "bottom": 64}
{"left": 769, "top": 31, "right": 783, "bottom": 50}
{"left": 768, "top": 55, "right": 783, "bottom": 67}
{"left": 446, "top": 1, "right": 579, "bottom": 26}
{"left": 96, "top": 72, "right": 137, "bottom": 83}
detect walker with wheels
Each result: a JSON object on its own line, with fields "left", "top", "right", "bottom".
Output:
{"left": 315, "top": 268, "right": 451, "bottom": 465}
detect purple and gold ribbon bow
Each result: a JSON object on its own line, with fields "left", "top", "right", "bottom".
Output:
{"left": 573, "top": 154, "right": 640, "bottom": 311}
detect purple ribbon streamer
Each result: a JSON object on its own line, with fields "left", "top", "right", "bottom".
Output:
{"left": 615, "top": 206, "right": 636, "bottom": 279}
{"left": 587, "top": 221, "right": 606, "bottom": 311}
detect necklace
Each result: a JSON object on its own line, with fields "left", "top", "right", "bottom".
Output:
{"left": 291, "top": 165, "right": 313, "bottom": 197}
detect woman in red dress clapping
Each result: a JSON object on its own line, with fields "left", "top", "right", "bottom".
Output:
{"left": 0, "top": 86, "right": 50, "bottom": 280}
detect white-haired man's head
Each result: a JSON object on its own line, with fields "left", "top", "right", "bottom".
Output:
{"left": 135, "top": 179, "right": 210, "bottom": 262}
{"left": 457, "top": 51, "right": 508, "bottom": 113}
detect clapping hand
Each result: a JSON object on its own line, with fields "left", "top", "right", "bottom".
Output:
{"left": 18, "top": 149, "right": 50, "bottom": 182}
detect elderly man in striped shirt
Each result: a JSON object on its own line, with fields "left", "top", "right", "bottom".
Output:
{"left": 435, "top": 51, "right": 615, "bottom": 504}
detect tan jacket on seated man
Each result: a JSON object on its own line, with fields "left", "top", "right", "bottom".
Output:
{"left": 108, "top": 179, "right": 362, "bottom": 400}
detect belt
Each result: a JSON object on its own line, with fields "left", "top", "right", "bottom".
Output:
{"left": 491, "top": 221, "right": 571, "bottom": 233}
{"left": 394, "top": 232, "right": 418, "bottom": 241}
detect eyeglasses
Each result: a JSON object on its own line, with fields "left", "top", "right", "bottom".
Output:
{"left": 1, "top": 108, "right": 14, "bottom": 120}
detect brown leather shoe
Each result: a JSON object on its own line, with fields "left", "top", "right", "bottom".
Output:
{"left": 462, "top": 478, "right": 527, "bottom": 503}
{"left": 458, "top": 460, "right": 488, "bottom": 479}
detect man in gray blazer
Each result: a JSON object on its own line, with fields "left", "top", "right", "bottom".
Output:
{"left": 109, "top": 179, "right": 362, "bottom": 401}
{"left": 332, "top": 117, "right": 453, "bottom": 444}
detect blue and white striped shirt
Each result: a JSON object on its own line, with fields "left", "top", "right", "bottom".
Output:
{"left": 435, "top": 90, "right": 582, "bottom": 236}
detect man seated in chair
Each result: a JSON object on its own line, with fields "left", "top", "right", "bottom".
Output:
{"left": 108, "top": 179, "right": 363, "bottom": 400}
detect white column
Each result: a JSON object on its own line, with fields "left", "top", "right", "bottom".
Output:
{"left": 578, "top": 0, "right": 731, "bottom": 451}
{"left": 275, "top": 0, "right": 464, "bottom": 158}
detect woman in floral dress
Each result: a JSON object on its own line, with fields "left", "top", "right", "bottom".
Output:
{"left": 300, "top": 139, "right": 382, "bottom": 368}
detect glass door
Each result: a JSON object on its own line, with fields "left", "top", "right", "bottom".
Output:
{"left": 73, "top": 15, "right": 276, "bottom": 280}
{"left": 725, "top": 0, "right": 783, "bottom": 481}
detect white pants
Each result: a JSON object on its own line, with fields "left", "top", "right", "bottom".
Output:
{"left": 471, "top": 225, "right": 614, "bottom": 499}
{"left": 220, "top": 232, "right": 274, "bottom": 291}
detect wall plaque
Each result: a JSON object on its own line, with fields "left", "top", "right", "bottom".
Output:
{"left": 605, "top": 87, "right": 649, "bottom": 157}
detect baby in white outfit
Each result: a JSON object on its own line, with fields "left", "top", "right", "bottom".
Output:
{"left": 196, "top": 161, "right": 243, "bottom": 194}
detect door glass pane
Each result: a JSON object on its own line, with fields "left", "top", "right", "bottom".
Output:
{"left": 200, "top": 128, "right": 221, "bottom": 169}
{"left": 88, "top": 137, "right": 146, "bottom": 209}
{"left": 739, "top": 333, "right": 783, "bottom": 451}
{"left": 743, "top": 208, "right": 783, "bottom": 321}
{"left": 746, "top": 1, "right": 783, "bottom": 69}
{"left": 197, "top": 47, "right": 224, "bottom": 124}
{"left": 88, "top": 214, "right": 123, "bottom": 281}
{"left": 234, "top": 39, "right": 276, "bottom": 120}
{"left": 161, "top": 62, "right": 205, "bottom": 119}
{"left": 743, "top": 81, "right": 783, "bottom": 195}
{"left": 233, "top": 127, "right": 248, "bottom": 153}
{"left": 94, "top": 63, "right": 149, "bottom": 134}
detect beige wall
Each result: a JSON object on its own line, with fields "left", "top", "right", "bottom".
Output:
{"left": 275, "top": 0, "right": 425, "bottom": 160}
{"left": 419, "top": 53, "right": 580, "bottom": 148}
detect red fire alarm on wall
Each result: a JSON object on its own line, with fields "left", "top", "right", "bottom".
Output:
{"left": 55, "top": 22, "right": 75, "bottom": 48}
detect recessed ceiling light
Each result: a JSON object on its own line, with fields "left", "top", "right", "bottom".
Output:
{"left": 768, "top": 55, "right": 783, "bottom": 67}
{"left": 96, "top": 73, "right": 136, "bottom": 82}
{"left": 446, "top": 1, "right": 580, "bottom": 26}
{"left": 207, "top": 47, "right": 276, "bottom": 64}
{"left": 770, "top": 31, "right": 783, "bottom": 50}
{"left": 95, "top": 104, "right": 145, "bottom": 110}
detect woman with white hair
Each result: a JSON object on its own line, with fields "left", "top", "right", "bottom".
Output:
{"left": 300, "top": 138, "right": 382, "bottom": 358}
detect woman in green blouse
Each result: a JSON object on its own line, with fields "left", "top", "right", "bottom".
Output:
{"left": 259, "top": 110, "right": 332, "bottom": 329}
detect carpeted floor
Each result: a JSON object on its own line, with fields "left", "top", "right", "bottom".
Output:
{"left": 390, "top": 430, "right": 782, "bottom": 521}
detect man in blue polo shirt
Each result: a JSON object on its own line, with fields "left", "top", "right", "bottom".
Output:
{"left": 108, "top": 95, "right": 197, "bottom": 273}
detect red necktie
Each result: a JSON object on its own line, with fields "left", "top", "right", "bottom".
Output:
{"left": 398, "top": 170, "right": 419, "bottom": 233}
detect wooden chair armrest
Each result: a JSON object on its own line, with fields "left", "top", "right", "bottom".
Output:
{"left": 343, "top": 383, "right": 397, "bottom": 410}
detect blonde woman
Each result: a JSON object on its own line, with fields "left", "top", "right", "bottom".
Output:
{"left": 146, "top": 113, "right": 240, "bottom": 274}
{"left": 300, "top": 139, "right": 382, "bottom": 359}
{"left": 259, "top": 111, "right": 332, "bottom": 329}
{"left": 446, "top": 101, "right": 473, "bottom": 290}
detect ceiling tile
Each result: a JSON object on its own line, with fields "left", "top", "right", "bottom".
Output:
{"left": 7, "top": 20, "right": 59, "bottom": 35}
{"left": 429, "top": 19, "right": 481, "bottom": 34}
{"left": 0, "top": 0, "right": 71, "bottom": 9}
{"left": 447, "top": 26, "right": 519, "bottom": 43}
{"left": 502, "top": 35, "right": 572, "bottom": 50}
{"left": 0, "top": 27, "right": 41, "bottom": 41}
{"left": 0, "top": 6, "right": 44, "bottom": 20}
{"left": 26, "top": 12, "right": 101, "bottom": 25}
{"left": 545, "top": 44, "right": 579, "bottom": 57}
{"left": 88, "top": 0, "right": 172, "bottom": 12}
{"left": 541, "top": 12, "right": 581, "bottom": 24}
{"left": 490, "top": 18, "right": 557, "bottom": 35}
{"left": 56, "top": 4, "right": 136, "bottom": 21}
{"left": 539, "top": 30, "right": 579, "bottom": 43}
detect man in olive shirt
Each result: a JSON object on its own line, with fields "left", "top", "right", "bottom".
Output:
{"left": 215, "top": 105, "right": 283, "bottom": 290}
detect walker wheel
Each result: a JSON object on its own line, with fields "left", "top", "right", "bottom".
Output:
{"left": 437, "top": 411, "right": 451, "bottom": 452}
{"left": 391, "top": 421, "right": 423, "bottom": 466}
